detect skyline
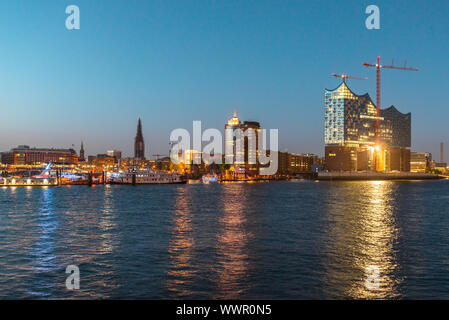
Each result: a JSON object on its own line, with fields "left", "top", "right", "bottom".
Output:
{"left": 0, "top": 1, "right": 448, "bottom": 158}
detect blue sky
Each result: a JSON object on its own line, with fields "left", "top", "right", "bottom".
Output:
{"left": 0, "top": 0, "right": 448, "bottom": 158}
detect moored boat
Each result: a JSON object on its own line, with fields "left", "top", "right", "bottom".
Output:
{"left": 107, "top": 170, "right": 187, "bottom": 184}
{"left": 202, "top": 174, "right": 218, "bottom": 184}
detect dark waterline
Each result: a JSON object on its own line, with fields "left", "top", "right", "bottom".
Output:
{"left": 0, "top": 180, "right": 448, "bottom": 299}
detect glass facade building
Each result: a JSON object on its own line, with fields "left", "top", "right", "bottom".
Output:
{"left": 324, "top": 82, "right": 411, "bottom": 172}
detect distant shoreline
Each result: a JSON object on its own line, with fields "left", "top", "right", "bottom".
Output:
{"left": 317, "top": 172, "right": 444, "bottom": 181}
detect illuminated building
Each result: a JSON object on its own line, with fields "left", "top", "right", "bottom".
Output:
{"left": 224, "top": 107, "right": 244, "bottom": 167}
{"left": 1, "top": 145, "right": 78, "bottom": 165}
{"left": 224, "top": 107, "right": 262, "bottom": 177}
{"left": 324, "top": 81, "right": 411, "bottom": 172}
{"left": 242, "top": 121, "right": 261, "bottom": 177}
{"left": 107, "top": 150, "right": 122, "bottom": 162}
{"left": 177, "top": 149, "right": 204, "bottom": 175}
{"left": 433, "top": 162, "right": 447, "bottom": 172}
{"left": 277, "top": 152, "right": 315, "bottom": 175}
{"left": 410, "top": 152, "right": 432, "bottom": 172}
{"left": 89, "top": 154, "right": 116, "bottom": 168}
{"left": 134, "top": 118, "right": 145, "bottom": 160}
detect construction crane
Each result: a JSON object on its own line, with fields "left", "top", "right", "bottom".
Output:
{"left": 152, "top": 154, "right": 167, "bottom": 162}
{"left": 363, "top": 56, "right": 418, "bottom": 143}
{"left": 332, "top": 73, "right": 368, "bottom": 83}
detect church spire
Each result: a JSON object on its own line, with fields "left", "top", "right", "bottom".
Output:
{"left": 79, "top": 141, "right": 85, "bottom": 162}
{"left": 134, "top": 118, "right": 145, "bottom": 160}
{"left": 136, "top": 118, "right": 143, "bottom": 138}
{"left": 234, "top": 104, "right": 237, "bottom": 118}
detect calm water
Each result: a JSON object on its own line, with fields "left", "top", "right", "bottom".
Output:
{"left": 0, "top": 180, "right": 448, "bottom": 299}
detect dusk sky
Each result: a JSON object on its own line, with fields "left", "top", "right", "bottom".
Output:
{"left": 0, "top": 0, "right": 448, "bottom": 158}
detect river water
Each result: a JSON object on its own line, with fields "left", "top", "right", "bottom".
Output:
{"left": 0, "top": 180, "right": 448, "bottom": 299}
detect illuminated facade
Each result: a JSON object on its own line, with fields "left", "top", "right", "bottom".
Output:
{"left": 324, "top": 82, "right": 411, "bottom": 172}
{"left": 1, "top": 145, "right": 78, "bottom": 165}
{"left": 224, "top": 108, "right": 262, "bottom": 177}
{"left": 277, "top": 152, "right": 315, "bottom": 175}
{"left": 107, "top": 150, "right": 122, "bottom": 162}
{"left": 410, "top": 152, "right": 432, "bottom": 172}
{"left": 224, "top": 108, "right": 244, "bottom": 166}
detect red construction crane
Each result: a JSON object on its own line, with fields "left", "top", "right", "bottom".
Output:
{"left": 332, "top": 73, "right": 368, "bottom": 82}
{"left": 363, "top": 56, "right": 418, "bottom": 143}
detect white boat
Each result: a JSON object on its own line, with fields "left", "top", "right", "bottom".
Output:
{"left": 202, "top": 174, "right": 218, "bottom": 183}
{"left": 108, "top": 170, "right": 186, "bottom": 184}
{"left": 1, "top": 163, "right": 59, "bottom": 187}
{"left": 2, "top": 176, "right": 58, "bottom": 186}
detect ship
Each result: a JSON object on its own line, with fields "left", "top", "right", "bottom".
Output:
{"left": 1, "top": 163, "right": 59, "bottom": 187}
{"left": 107, "top": 170, "right": 187, "bottom": 184}
{"left": 202, "top": 173, "right": 218, "bottom": 183}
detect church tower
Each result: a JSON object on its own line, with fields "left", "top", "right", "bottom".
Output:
{"left": 79, "top": 141, "right": 85, "bottom": 162}
{"left": 134, "top": 118, "right": 145, "bottom": 160}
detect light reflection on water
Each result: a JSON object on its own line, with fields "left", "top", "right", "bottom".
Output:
{"left": 322, "top": 181, "right": 401, "bottom": 299}
{"left": 0, "top": 180, "right": 448, "bottom": 299}
{"left": 28, "top": 188, "right": 58, "bottom": 298}
{"left": 166, "top": 187, "right": 196, "bottom": 297}
{"left": 214, "top": 185, "right": 252, "bottom": 299}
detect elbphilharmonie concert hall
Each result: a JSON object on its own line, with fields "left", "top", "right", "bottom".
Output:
{"left": 324, "top": 81, "right": 411, "bottom": 172}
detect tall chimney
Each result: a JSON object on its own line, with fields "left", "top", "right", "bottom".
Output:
{"left": 441, "top": 142, "right": 444, "bottom": 163}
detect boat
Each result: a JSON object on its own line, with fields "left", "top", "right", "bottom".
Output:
{"left": 202, "top": 174, "right": 218, "bottom": 183}
{"left": 2, "top": 176, "right": 58, "bottom": 186}
{"left": 107, "top": 170, "right": 187, "bottom": 184}
{"left": 1, "top": 163, "right": 59, "bottom": 187}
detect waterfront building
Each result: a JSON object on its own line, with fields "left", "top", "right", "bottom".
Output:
{"left": 324, "top": 81, "right": 411, "bottom": 172}
{"left": 89, "top": 154, "right": 116, "bottom": 168}
{"left": 107, "top": 150, "right": 122, "bottom": 162}
{"left": 224, "top": 107, "right": 244, "bottom": 167}
{"left": 1, "top": 145, "right": 78, "bottom": 165}
{"left": 410, "top": 152, "right": 432, "bottom": 172}
{"left": 242, "top": 121, "right": 261, "bottom": 177}
{"left": 224, "top": 107, "right": 264, "bottom": 178}
{"left": 434, "top": 162, "right": 447, "bottom": 172}
{"left": 119, "top": 157, "right": 155, "bottom": 170}
{"left": 134, "top": 118, "right": 145, "bottom": 160}
{"left": 177, "top": 149, "right": 205, "bottom": 175}
{"left": 277, "top": 152, "right": 316, "bottom": 175}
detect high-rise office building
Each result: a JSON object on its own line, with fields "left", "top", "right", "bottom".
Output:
{"left": 224, "top": 107, "right": 244, "bottom": 166}
{"left": 224, "top": 107, "right": 262, "bottom": 177}
{"left": 134, "top": 118, "right": 145, "bottom": 160}
{"left": 324, "top": 81, "right": 411, "bottom": 172}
